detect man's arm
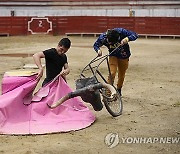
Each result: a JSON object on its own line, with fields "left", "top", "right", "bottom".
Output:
{"left": 33, "top": 51, "right": 45, "bottom": 80}
{"left": 93, "top": 33, "right": 106, "bottom": 56}
{"left": 115, "top": 28, "right": 138, "bottom": 45}
{"left": 60, "top": 63, "right": 70, "bottom": 77}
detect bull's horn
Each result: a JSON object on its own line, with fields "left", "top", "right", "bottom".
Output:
{"left": 47, "top": 84, "right": 102, "bottom": 109}
{"left": 47, "top": 94, "right": 70, "bottom": 109}
{"left": 47, "top": 82, "right": 116, "bottom": 109}
{"left": 47, "top": 88, "right": 87, "bottom": 109}
{"left": 101, "top": 83, "right": 117, "bottom": 98}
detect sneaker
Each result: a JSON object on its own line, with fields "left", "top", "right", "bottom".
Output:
{"left": 117, "top": 88, "right": 122, "bottom": 96}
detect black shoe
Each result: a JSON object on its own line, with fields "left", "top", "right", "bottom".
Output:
{"left": 117, "top": 88, "right": 122, "bottom": 96}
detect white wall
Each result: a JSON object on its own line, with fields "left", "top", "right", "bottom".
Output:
{"left": 0, "top": 0, "right": 180, "bottom": 17}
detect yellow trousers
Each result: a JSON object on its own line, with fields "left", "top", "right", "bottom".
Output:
{"left": 107, "top": 56, "right": 129, "bottom": 89}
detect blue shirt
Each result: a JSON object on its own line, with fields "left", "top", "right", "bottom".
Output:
{"left": 93, "top": 28, "right": 138, "bottom": 59}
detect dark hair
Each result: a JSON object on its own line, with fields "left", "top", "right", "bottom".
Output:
{"left": 58, "top": 38, "right": 71, "bottom": 49}
{"left": 106, "top": 29, "right": 120, "bottom": 43}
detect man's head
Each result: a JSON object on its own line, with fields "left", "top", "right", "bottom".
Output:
{"left": 56, "top": 38, "right": 71, "bottom": 55}
{"left": 106, "top": 29, "right": 120, "bottom": 44}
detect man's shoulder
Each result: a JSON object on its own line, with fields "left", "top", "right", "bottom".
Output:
{"left": 61, "top": 53, "right": 67, "bottom": 59}
{"left": 98, "top": 32, "right": 107, "bottom": 43}
{"left": 43, "top": 48, "right": 56, "bottom": 54}
{"left": 43, "top": 48, "right": 55, "bottom": 52}
{"left": 114, "top": 28, "right": 123, "bottom": 33}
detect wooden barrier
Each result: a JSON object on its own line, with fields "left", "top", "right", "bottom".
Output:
{"left": 0, "top": 17, "right": 30, "bottom": 36}
{"left": 0, "top": 16, "right": 180, "bottom": 37}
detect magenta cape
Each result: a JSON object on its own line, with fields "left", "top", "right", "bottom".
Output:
{"left": 0, "top": 73, "right": 96, "bottom": 135}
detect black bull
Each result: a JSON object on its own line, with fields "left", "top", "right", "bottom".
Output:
{"left": 75, "top": 77, "right": 103, "bottom": 111}
{"left": 48, "top": 77, "right": 116, "bottom": 111}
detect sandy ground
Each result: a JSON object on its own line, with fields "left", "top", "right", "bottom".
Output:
{"left": 0, "top": 35, "right": 179, "bottom": 154}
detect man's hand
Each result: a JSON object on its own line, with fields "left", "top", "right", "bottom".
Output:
{"left": 60, "top": 69, "right": 69, "bottom": 77}
{"left": 33, "top": 52, "right": 45, "bottom": 80}
{"left": 97, "top": 49, "right": 102, "bottom": 56}
{"left": 36, "top": 68, "right": 43, "bottom": 80}
{"left": 121, "top": 37, "right": 129, "bottom": 45}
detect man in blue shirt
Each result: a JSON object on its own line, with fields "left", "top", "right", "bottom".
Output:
{"left": 93, "top": 28, "right": 138, "bottom": 96}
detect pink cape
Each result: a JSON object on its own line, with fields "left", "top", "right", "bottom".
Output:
{"left": 0, "top": 73, "right": 96, "bottom": 135}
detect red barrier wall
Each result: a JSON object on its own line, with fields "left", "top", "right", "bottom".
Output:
{"left": 0, "top": 16, "right": 180, "bottom": 36}
{"left": 0, "top": 17, "right": 31, "bottom": 35}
